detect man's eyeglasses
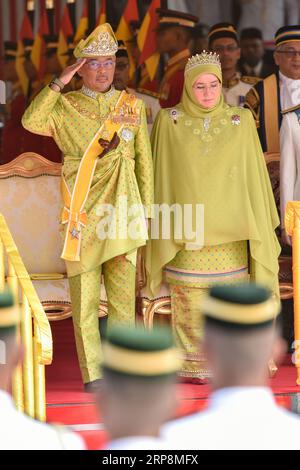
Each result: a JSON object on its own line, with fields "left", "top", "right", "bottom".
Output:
{"left": 212, "top": 45, "right": 239, "bottom": 53}
{"left": 86, "top": 59, "right": 115, "bottom": 70}
{"left": 276, "top": 50, "right": 300, "bottom": 58}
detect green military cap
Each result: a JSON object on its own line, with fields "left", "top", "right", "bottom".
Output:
{"left": 0, "top": 290, "right": 19, "bottom": 330}
{"left": 74, "top": 23, "right": 118, "bottom": 58}
{"left": 202, "top": 283, "right": 281, "bottom": 329}
{"left": 103, "top": 326, "right": 181, "bottom": 378}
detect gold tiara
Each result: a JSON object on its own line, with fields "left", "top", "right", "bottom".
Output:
{"left": 185, "top": 51, "right": 221, "bottom": 74}
{"left": 81, "top": 31, "right": 118, "bottom": 57}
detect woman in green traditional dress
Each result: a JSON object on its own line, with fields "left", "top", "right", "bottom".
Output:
{"left": 146, "top": 51, "right": 281, "bottom": 383}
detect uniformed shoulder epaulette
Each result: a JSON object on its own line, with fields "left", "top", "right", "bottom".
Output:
{"left": 136, "top": 87, "right": 160, "bottom": 99}
{"left": 241, "top": 75, "right": 262, "bottom": 86}
{"left": 282, "top": 104, "right": 300, "bottom": 115}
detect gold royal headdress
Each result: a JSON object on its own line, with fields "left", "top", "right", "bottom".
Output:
{"left": 74, "top": 23, "right": 118, "bottom": 58}
{"left": 185, "top": 51, "right": 221, "bottom": 74}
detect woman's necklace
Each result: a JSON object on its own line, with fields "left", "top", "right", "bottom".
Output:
{"left": 203, "top": 117, "right": 211, "bottom": 132}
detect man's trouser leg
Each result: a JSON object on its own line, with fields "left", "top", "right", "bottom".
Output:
{"left": 103, "top": 254, "right": 136, "bottom": 329}
{"left": 69, "top": 266, "right": 102, "bottom": 384}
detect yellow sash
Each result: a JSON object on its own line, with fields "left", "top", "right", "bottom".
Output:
{"left": 61, "top": 90, "right": 138, "bottom": 262}
{"left": 263, "top": 74, "right": 280, "bottom": 155}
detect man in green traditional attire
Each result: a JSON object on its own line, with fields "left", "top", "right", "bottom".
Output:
{"left": 146, "top": 51, "right": 280, "bottom": 384}
{"left": 22, "top": 24, "right": 154, "bottom": 391}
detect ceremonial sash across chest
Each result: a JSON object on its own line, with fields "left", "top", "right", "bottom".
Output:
{"left": 263, "top": 74, "right": 280, "bottom": 155}
{"left": 61, "top": 90, "right": 138, "bottom": 262}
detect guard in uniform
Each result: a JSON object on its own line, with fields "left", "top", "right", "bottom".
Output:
{"left": 163, "top": 283, "right": 300, "bottom": 450}
{"left": 128, "top": 20, "right": 160, "bottom": 94}
{"left": 156, "top": 8, "right": 198, "bottom": 108}
{"left": 208, "top": 23, "right": 260, "bottom": 107}
{"left": 239, "top": 28, "right": 277, "bottom": 79}
{"left": 191, "top": 22, "right": 210, "bottom": 55}
{"left": 113, "top": 41, "right": 161, "bottom": 133}
{"left": 22, "top": 24, "right": 154, "bottom": 390}
{"left": 0, "top": 290, "right": 85, "bottom": 450}
{"left": 101, "top": 326, "right": 180, "bottom": 450}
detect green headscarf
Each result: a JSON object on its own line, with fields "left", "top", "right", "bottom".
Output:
{"left": 146, "top": 55, "right": 280, "bottom": 298}
{"left": 181, "top": 60, "right": 226, "bottom": 118}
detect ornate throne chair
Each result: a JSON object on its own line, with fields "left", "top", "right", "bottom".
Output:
{"left": 0, "top": 152, "right": 108, "bottom": 320}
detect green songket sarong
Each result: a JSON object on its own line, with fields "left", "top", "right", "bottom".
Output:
{"left": 166, "top": 241, "right": 249, "bottom": 379}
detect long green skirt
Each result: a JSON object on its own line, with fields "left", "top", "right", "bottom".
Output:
{"left": 165, "top": 241, "right": 249, "bottom": 380}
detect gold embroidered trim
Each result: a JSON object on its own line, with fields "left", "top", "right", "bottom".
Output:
{"left": 65, "top": 95, "right": 105, "bottom": 121}
{"left": 65, "top": 94, "right": 140, "bottom": 125}
{"left": 178, "top": 370, "right": 213, "bottom": 378}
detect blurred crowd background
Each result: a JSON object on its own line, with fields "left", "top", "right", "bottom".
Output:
{"left": 1, "top": 0, "right": 300, "bottom": 164}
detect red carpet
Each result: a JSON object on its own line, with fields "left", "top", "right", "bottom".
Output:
{"left": 46, "top": 319, "right": 300, "bottom": 450}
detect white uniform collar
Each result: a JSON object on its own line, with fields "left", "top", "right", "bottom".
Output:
{"left": 279, "top": 71, "right": 300, "bottom": 109}
{"left": 210, "top": 386, "right": 275, "bottom": 410}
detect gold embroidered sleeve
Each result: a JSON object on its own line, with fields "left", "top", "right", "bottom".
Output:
{"left": 244, "top": 86, "right": 260, "bottom": 128}
{"left": 134, "top": 102, "right": 154, "bottom": 218}
{"left": 22, "top": 85, "right": 63, "bottom": 137}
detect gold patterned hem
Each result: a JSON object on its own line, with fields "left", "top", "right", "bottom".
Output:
{"left": 178, "top": 369, "right": 213, "bottom": 379}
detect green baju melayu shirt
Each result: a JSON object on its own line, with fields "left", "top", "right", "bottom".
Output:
{"left": 22, "top": 84, "right": 154, "bottom": 277}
